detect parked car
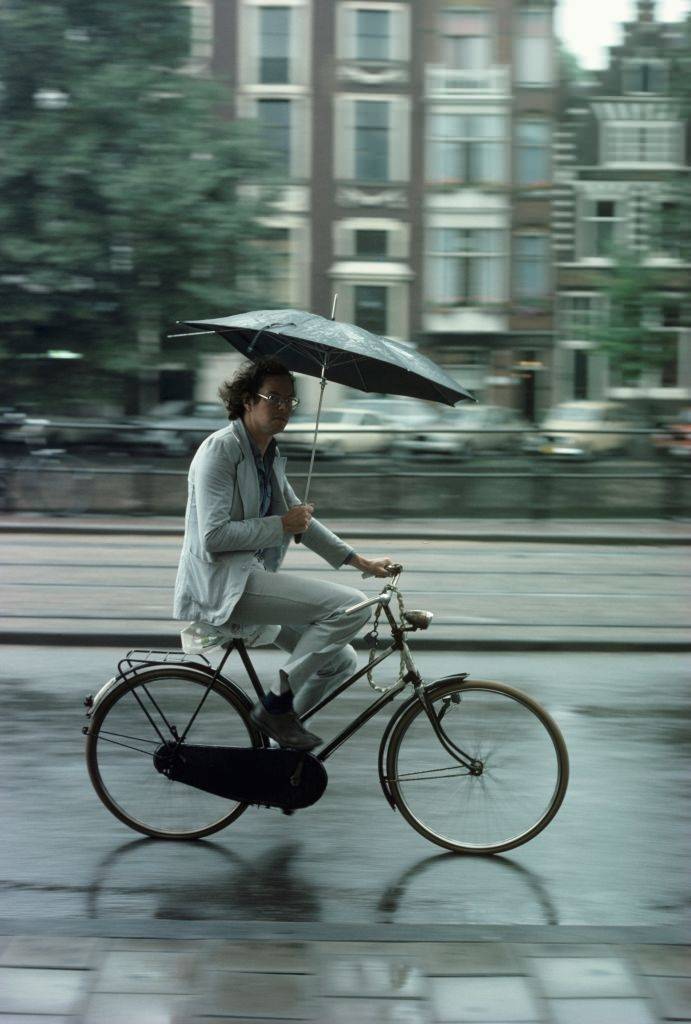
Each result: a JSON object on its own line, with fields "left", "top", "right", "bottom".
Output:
{"left": 126, "top": 401, "right": 229, "bottom": 456}
{"left": 524, "top": 401, "right": 644, "bottom": 458}
{"left": 0, "top": 408, "right": 49, "bottom": 452}
{"left": 346, "top": 396, "right": 439, "bottom": 429}
{"left": 42, "top": 402, "right": 130, "bottom": 451}
{"left": 651, "top": 409, "right": 691, "bottom": 458}
{"left": 281, "top": 406, "right": 398, "bottom": 457}
{"left": 392, "top": 404, "right": 531, "bottom": 459}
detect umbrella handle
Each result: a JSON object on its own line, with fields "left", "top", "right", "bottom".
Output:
{"left": 295, "top": 356, "right": 329, "bottom": 544}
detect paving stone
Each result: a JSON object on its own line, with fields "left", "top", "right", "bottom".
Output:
{"left": 83, "top": 991, "right": 189, "bottom": 1023}
{"left": 430, "top": 975, "right": 540, "bottom": 1022}
{"left": 319, "top": 998, "right": 432, "bottom": 1023}
{"left": 197, "top": 970, "right": 315, "bottom": 1019}
{"left": 318, "top": 955, "right": 426, "bottom": 998}
{"left": 205, "top": 940, "right": 310, "bottom": 974}
{"left": 646, "top": 975, "right": 691, "bottom": 1020}
{"left": 0, "top": 966, "right": 89, "bottom": 1015}
{"left": 0, "top": 934, "right": 100, "bottom": 969}
{"left": 549, "top": 997, "right": 657, "bottom": 1024}
{"left": 631, "top": 945, "right": 691, "bottom": 978}
{"left": 95, "top": 950, "right": 196, "bottom": 994}
{"left": 529, "top": 957, "right": 641, "bottom": 998}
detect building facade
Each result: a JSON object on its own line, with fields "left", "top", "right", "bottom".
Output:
{"left": 193, "top": 0, "right": 558, "bottom": 416}
{"left": 552, "top": 0, "right": 691, "bottom": 410}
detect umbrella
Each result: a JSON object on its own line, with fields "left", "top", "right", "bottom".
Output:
{"left": 172, "top": 306, "right": 475, "bottom": 526}
{"left": 178, "top": 307, "right": 474, "bottom": 407}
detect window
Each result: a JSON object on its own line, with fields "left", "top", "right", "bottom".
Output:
{"left": 427, "top": 228, "right": 506, "bottom": 305}
{"left": 355, "top": 229, "right": 389, "bottom": 258}
{"left": 516, "top": 120, "right": 551, "bottom": 185}
{"left": 515, "top": 10, "right": 552, "bottom": 85}
{"left": 354, "top": 284, "right": 388, "bottom": 333}
{"left": 257, "top": 99, "right": 291, "bottom": 174}
{"left": 355, "top": 9, "right": 390, "bottom": 60}
{"left": 622, "top": 60, "right": 667, "bottom": 94}
{"left": 657, "top": 201, "right": 683, "bottom": 258}
{"left": 439, "top": 10, "right": 492, "bottom": 69}
{"left": 259, "top": 7, "right": 291, "bottom": 84}
{"left": 573, "top": 350, "right": 588, "bottom": 399}
{"left": 558, "top": 294, "right": 605, "bottom": 338}
{"left": 580, "top": 199, "right": 622, "bottom": 257}
{"left": 514, "top": 235, "right": 549, "bottom": 299}
{"left": 603, "top": 122, "right": 681, "bottom": 165}
{"left": 355, "top": 101, "right": 389, "bottom": 181}
{"left": 428, "top": 113, "right": 506, "bottom": 185}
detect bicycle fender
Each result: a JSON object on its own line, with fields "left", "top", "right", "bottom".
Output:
{"left": 85, "top": 662, "right": 253, "bottom": 719}
{"left": 376, "top": 674, "right": 469, "bottom": 810}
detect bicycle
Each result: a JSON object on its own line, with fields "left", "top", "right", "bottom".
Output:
{"left": 83, "top": 565, "right": 569, "bottom": 855}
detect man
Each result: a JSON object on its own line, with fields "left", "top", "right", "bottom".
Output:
{"left": 174, "top": 357, "right": 396, "bottom": 751}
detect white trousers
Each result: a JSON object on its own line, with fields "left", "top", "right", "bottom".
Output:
{"left": 228, "top": 565, "right": 371, "bottom": 710}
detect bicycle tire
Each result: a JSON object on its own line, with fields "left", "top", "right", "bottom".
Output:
{"left": 86, "top": 665, "right": 261, "bottom": 840}
{"left": 386, "top": 678, "right": 569, "bottom": 855}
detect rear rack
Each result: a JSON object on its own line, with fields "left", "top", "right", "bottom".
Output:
{"left": 116, "top": 648, "right": 212, "bottom": 683}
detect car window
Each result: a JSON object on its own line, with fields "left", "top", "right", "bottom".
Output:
{"left": 551, "top": 405, "right": 599, "bottom": 422}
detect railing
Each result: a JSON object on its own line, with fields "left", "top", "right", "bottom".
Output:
{"left": 1, "top": 425, "right": 688, "bottom": 519}
{"left": 425, "top": 64, "right": 510, "bottom": 97}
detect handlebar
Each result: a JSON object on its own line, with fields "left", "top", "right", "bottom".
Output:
{"left": 345, "top": 563, "right": 403, "bottom": 615}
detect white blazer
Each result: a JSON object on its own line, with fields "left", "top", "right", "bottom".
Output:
{"left": 173, "top": 419, "right": 352, "bottom": 627}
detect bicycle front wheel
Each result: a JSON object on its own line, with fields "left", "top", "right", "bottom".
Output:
{"left": 86, "top": 666, "right": 261, "bottom": 840}
{"left": 386, "top": 679, "right": 569, "bottom": 854}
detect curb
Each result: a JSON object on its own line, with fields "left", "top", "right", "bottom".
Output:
{"left": 1, "top": 631, "right": 688, "bottom": 651}
{"left": 1, "top": 522, "right": 691, "bottom": 545}
{"left": 0, "top": 918, "right": 687, "bottom": 944}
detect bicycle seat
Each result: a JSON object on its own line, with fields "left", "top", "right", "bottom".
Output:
{"left": 403, "top": 610, "right": 433, "bottom": 630}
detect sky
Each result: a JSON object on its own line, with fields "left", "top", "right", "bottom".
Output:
{"left": 556, "top": 0, "right": 690, "bottom": 69}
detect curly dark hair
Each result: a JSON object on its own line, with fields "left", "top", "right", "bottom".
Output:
{"left": 218, "top": 357, "right": 295, "bottom": 420}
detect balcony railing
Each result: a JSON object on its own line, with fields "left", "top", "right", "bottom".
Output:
{"left": 425, "top": 65, "right": 510, "bottom": 98}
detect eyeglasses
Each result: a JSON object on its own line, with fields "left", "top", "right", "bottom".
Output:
{"left": 256, "top": 392, "right": 300, "bottom": 411}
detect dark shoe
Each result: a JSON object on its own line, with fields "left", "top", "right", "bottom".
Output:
{"left": 250, "top": 703, "right": 322, "bottom": 751}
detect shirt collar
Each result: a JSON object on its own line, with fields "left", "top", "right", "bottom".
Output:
{"left": 239, "top": 418, "right": 276, "bottom": 468}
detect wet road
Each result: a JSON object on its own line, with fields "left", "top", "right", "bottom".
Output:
{"left": 2, "top": 645, "right": 689, "bottom": 929}
{"left": 2, "top": 533, "right": 689, "bottom": 645}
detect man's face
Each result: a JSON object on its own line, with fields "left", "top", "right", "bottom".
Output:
{"left": 243, "top": 374, "right": 295, "bottom": 438}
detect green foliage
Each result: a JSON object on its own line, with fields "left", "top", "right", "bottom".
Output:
{"left": 0, "top": 0, "right": 279, "bottom": 410}
{"left": 586, "top": 249, "right": 671, "bottom": 384}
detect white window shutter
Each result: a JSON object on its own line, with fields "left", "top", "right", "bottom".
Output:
{"left": 394, "top": 6, "right": 411, "bottom": 62}
{"left": 389, "top": 98, "right": 410, "bottom": 181}
{"left": 337, "top": 6, "right": 357, "bottom": 60}
{"left": 334, "top": 97, "right": 355, "bottom": 179}
{"left": 240, "top": 5, "right": 259, "bottom": 85}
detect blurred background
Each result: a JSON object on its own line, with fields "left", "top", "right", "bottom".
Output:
{"left": 1, "top": 0, "right": 689, "bottom": 518}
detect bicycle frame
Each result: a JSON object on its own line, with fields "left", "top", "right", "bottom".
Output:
{"left": 179, "top": 579, "right": 479, "bottom": 772}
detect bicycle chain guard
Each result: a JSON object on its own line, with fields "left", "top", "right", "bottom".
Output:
{"left": 153, "top": 743, "right": 328, "bottom": 812}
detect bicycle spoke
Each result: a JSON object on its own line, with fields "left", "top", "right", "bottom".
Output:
{"left": 88, "top": 670, "right": 256, "bottom": 839}
{"left": 388, "top": 682, "right": 567, "bottom": 853}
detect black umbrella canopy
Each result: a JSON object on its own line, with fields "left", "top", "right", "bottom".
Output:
{"left": 180, "top": 308, "right": 475, "bottom": 406}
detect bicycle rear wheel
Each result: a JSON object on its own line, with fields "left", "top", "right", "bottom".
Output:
{"left": 386, "top": 679, "right": 568, "bottom": 854}
{"left": 86, "top": 666, "right": 261, "bottom": 839}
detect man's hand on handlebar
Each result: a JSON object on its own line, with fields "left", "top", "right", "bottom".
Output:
{"left": 282, "top": 503, "right": 314, "bottom": 534}
{"left": 350, "top": 554, "right": 401, "bottom": 579}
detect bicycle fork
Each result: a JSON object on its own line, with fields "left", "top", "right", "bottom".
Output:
{"left": 400, "top": 642, "right": 483, "bottom": 775}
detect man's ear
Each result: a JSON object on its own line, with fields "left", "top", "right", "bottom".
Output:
{"left": 242, "top": 390, "right": 255, "bottom": 412}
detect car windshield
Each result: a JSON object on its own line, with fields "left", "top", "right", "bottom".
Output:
{"left": 673, "top": 410, "right": 691, "bottom": 425}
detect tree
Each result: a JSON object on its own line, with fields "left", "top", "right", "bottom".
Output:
{"left": 0, "top": 0, "right": 279, "bottom": 412}
{"left": 585, "top": 248, "right": 675, "bottom": 387}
